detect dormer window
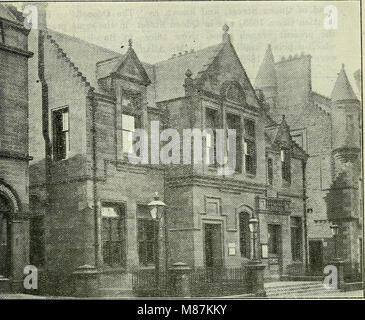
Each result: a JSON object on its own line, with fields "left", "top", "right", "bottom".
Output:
{"left": 281, "top": 148, "right": 291, "bottom": 183}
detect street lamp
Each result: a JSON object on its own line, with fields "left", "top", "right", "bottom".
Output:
{"left": 148, "top": 192, "right": 167, "bottom": 292}
{"left": 330, "top": 223, "right": 340, "bottom": 260}
{"left": 249, "top": 217, "right": 259, "bottom": 262}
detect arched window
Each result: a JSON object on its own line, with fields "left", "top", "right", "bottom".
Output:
{"left": 239, "top": 212, "right": 251, "bottom": 258}
{"left": 0, "top": 194, "right": 11, "bottom": 277}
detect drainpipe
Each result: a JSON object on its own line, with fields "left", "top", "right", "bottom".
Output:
{"left": 38, "top": 26, "right": 51, "bottom": 271}
{"left": 302, "top": 158, "right": 309, "bottom": 274}
{"left": 88, "top": 90, "right": 100, "bottom": 268}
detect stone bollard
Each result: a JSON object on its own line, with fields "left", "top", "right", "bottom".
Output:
{"left": 246, "top": 261, "right": 266, "bottom": 297}
{"left": 169, "top": 262, "right": 192, "bottom": 298}
{"left": 330, "top": 260, "right": 345, "bottom": 291}
{"left": 72, "top": 265, "right": 100, "bottom": 297}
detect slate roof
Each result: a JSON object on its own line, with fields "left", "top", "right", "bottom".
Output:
{"left": 153, "top": 43, "right": 224, "bottom": 102}
{"left": 254, "top": 44, "right": 277, "bottom": 89}
{"left": 46, "top": 29, "right": 224, "bottom": 104}
{"left": 331, "top": 64, "right": 358, "bottom": 102}
{"left": 47, "top": 29, "right": 122, "bottom": 93}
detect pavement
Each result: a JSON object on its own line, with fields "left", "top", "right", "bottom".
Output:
{"left": 0, "top": 290, "right": 363, "bottom": 299}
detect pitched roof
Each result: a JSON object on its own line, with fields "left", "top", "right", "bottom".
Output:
{"left": 47, "top": 29, "right": 122, "bottom": 93}
{"left": 46, "top": 29, "right": 225, "bottom": 104}
{"left": 331, "top": 64, "right": 358, "bottom": 102}
{"left": 96, "top": 45, "right": 151, "bottom": 85}
{"left": 255, "top": 44, "right": 277, "bottom": 89}
{"left": 0, "top": 4, "right": 19, "bottom": 23}
{"left": 153, "top": 43, "right": 224, "bottom": 102}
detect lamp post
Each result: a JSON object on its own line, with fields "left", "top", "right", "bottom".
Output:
{"left": 249, "top": 217, "right": 259, "bottom": 263}
{"left": 330, "top": 223, "right": 340, "bottom": 261}
{"left": 148, "top": 192, "right": 167, "bottom": 293}
{"left": 247, "top": 216, "right": 266, "bottom": 297}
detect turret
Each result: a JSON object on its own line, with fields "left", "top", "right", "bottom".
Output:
{"left": 330, "top": 64, "right": 360, "bottom": 151}
{"left": 255, "top": 44, "right": 278, "bottom": 109}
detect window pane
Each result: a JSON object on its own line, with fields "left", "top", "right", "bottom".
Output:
{"left": 137, "top": 217, "right": 156, "bottom": 266}
{"left": 122, "top": 131, "right": 133, "bottom": 153}
{"left": 244, "top": 119, "right": 255, "bottom": 137}
{"left": 53, "top": 108, "right": 68, "bottom": 161}
{"left": 239, "top": 213, "right": 250, "bottom": 258}
{"left": 268, "top": 158, "right": 273, "bottom": 185}
{"left": 101, "top": 204, "right": 126, "bottom": 267}
{"left": 62, "top": 111, "right": 69, "bottom": 131}
{"left": 122, "top": 114, "right": 135, "bottom": 131}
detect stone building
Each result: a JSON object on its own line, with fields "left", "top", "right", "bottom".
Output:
{"left": 0, "top": 4, "right": 33, "bottom": 292}
{"left": 255, "top": 45, "right": 362, "bottom": 278}
{"left": 28, "top": 9, "right": 308, "bottom": 295}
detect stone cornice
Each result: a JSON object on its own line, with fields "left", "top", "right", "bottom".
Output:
{"left": 0, "top": 42, "right": 33, "bottom": 57}
{"left": 0, "top": 150, "right": 32, "bottom": 161}
{"left": 166, "top": 174, "right": 267, "bottom": 193}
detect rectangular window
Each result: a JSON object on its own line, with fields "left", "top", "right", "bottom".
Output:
{"left": 281, "top": 149, "right": 291, "bottom": 183}
{"left": 52, "top": 107, "right": 69, "bottom": 161}
{"left": 239, "top": 213, "right": 251, "bottom": 258}
{"left": 244, "top": 119, "right": 256, "bottom": 175}
{"left": 291, "top": 217, "right": 302, "bottom": 261}
{"left": 137, "top": 205, "right": 157, "bottom": 266}
{"left": 205, "top": 108, "right": 219, "bottom": 165}
{"left": 101, "top": 203, "right": 126, "bottom": 267}
{"left": 268, "top": 224, "right": 281, "bottom": 255}
{"left": 122, "top": 113, "right": 141, "bottom": 154}
{"left": 267, "top": 158, "right": 273, "bottom": 185}
{"left": 226, "top": 113, "right": 242, "bottom": 172}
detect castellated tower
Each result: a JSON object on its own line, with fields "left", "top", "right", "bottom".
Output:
{"left": 254, "top": 44, "right": 278, "bottom": 110}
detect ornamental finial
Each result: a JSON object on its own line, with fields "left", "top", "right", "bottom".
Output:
{"left": 128, "top": 38, "right": 133, "bottom": 48}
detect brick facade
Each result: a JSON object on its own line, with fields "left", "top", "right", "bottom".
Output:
{"left": 0, "top": 4, "right": 33, "bottom": 292}
{"left": 255, "top": 45, "right": 362, "bottom": 278}
{"left": 28, "top": 16, "right": 308, "bottom": 294}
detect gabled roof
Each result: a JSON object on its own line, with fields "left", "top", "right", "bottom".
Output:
{"left": 0, "top": 4, "right": 20, "bottom": 24}
{"left": 153, "top": 43, "right": 224, "bottom": 102}
{"left": 97, "top": 40, "right": 151, "bottom": 85}
{"left": 255, "top": 44, "right": 277, "bottom": 89}
{"left": 265, "top": 116, "right": 307, "bottom": 159}
{"left": 331, "top": 64, "right": 358, "bottom": 102}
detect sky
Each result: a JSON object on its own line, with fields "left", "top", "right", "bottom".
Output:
{"left": 24, "top": 1, "right": 362, "bottom": 97}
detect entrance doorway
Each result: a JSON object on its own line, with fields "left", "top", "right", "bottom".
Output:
{"left": 204, "top": 223, "right": 223, "bottom": 272}
{"left": 309, "top": 240, "right": 323, "bottom": 274}
{"left": 268, "top": 224, "right": 282, "bottom": 277}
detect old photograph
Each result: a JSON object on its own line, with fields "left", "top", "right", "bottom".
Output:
{"left": 0, "top": 1, "right": 363, "bottom": 300}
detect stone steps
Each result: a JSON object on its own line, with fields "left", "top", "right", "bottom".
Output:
{"left": 265, "top": 281, "right": 340, "bottom": 297}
